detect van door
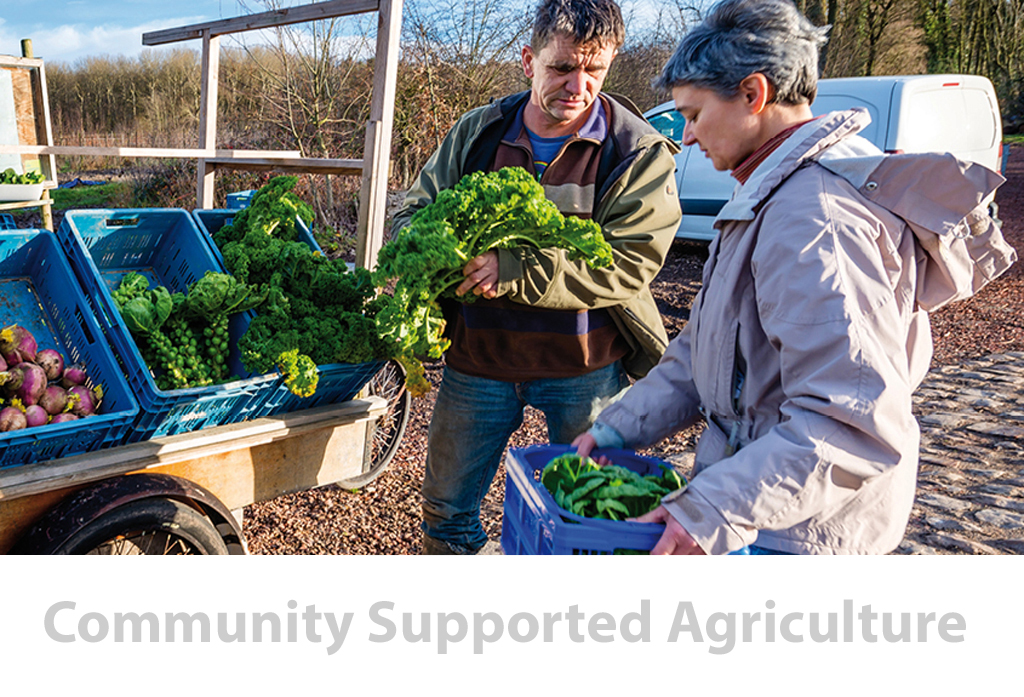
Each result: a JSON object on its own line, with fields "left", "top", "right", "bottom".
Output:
{"left": 891, "top": 78, "right": 1001, "bottom": 170}
{"left": 811, "top": 78, "right": 894, "bottom": 149}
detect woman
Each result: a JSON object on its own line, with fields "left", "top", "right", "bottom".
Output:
{"left": 573, "top": 0, "right": 1015, "bottom": 554}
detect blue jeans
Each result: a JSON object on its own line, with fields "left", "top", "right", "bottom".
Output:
{"left": 422, "top": 362, "right": 631, "bottom": 551}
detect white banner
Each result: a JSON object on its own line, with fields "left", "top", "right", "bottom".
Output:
{"left": 0, "top": 555, "right": 1018, "bottom": 694}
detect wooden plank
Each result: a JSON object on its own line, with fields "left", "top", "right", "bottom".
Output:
{"left": 206, "top": 157, "right": 364, "bottom": 176}
{"left": 136, "top": 419, "right": 370, "bottom": 511}
{"left": 355, "top": 0, "right": 403, "bottom": 270}
{"left": 0, "top": 199, "right": 51, "bottom": 211}
{"left": 0, "top": 415, "right": 374, "bottom": 553}
{"left": 196, "top": 30, "right": 220, "bottom": 209}
{"left": 0, "top": 145, "right": 303, "bottom": 158}
{"left": 0, "top": 55, "right": 44, "bottom": 69}
{"left": 0, "top": 397, "right": 386, "bottom": 502}
{"left": 143, "top": 0, "right": 379, "bottom": 46}
{"left": 35, "top": 61, "right": 57, "bottom": 184}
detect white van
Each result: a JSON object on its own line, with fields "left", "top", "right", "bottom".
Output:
{"left": 643, "top": 74, "right": 1004, "bottom": 240}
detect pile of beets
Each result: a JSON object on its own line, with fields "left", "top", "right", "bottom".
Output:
{"left": 0, "top": 323, "right": 103, "bottom": 432}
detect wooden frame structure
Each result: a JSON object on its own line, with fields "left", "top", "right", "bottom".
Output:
{"left": 0, "top": 0, "right": 402, "bottom": 268}
{"left": 0, "top": 49, "right": 57, "bottom": 230}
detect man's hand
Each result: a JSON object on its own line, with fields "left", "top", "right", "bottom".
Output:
{"left": 633, "top": 506, "right": 707, "bottom": 555}
{"left": 456, "top": 250, "right": 499, "bottom": 298}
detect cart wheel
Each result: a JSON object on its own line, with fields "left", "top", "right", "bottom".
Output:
{"left": 339, "top": 359, "right": 412, "bottom": 489}
{"left": 54, "top": 498, "right": 230, "bottom": 555}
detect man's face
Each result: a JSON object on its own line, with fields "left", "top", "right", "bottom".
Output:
{"left": 522, "top": 34, "right": 618, "bottom": 136}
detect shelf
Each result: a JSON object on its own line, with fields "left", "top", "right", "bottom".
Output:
{"left": 0, "top": 198, "right": 51, "bottom": 211}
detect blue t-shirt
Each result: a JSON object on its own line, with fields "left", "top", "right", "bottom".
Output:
{"left": 525, "top": 128, "right": 570, "bottom": 178}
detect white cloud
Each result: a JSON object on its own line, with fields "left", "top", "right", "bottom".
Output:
{"left": 3, "top": 17, "right": 210, "bottom": 64}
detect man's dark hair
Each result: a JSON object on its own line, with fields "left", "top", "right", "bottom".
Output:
{"left": 531, "top": 0, "right": 625, "bottom": 51}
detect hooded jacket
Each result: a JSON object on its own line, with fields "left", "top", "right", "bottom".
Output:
{"left": 595, "top": 108, "right": 1016, "bottom": 554}
{"left": 391, "top": 91, "right": 682, "bottom": 378}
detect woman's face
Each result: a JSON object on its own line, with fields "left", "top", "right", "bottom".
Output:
{"left": 672, "top": 83, "right": 762, "bottom": 172}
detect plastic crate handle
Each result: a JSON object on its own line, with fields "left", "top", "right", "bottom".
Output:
{"left": 105, "top": 216, "right": 141, "bottom": 228}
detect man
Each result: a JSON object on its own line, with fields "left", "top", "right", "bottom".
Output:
{"left": 392, "top": 0, "right": 682, "bottom": 554}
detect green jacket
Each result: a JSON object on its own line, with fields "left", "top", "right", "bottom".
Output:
{"left": 392, "top": 91, "right": 682, "bottom": 378}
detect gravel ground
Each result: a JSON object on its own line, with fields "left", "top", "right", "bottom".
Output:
{"left": 243, "top": 148, "right": 1024, "bottom": 555}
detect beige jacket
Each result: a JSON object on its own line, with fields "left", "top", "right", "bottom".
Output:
{"left": 596, "top": 109, "right": 1016, "bottom": 554}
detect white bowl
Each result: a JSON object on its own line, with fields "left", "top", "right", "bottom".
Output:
{"left": 0, "top": 183, "right": 44, "bottom": 202}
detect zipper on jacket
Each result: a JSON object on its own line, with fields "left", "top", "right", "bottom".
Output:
{"left": 731, "top": 323, "right": 746, "bottom": 417}
{"left": 724, "top": 323, "right": 746, "bottom": 457}
{"left": 622, "top": 306, "right": 668, "bottom": 352}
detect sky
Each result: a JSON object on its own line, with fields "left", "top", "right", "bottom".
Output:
{"left": 0, "top": 1, "right": 267, "bottom": 63}
{"left": 1, "top": 0, "right": 678, "bottom": 65}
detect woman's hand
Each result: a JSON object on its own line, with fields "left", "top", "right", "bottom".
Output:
{"left": 633, "top": 506, "right": 707, "bottom": 555}
{"left": 570, "top": 433, "right": 612, "bottom": 465}
{"left": 571, "top": 432, "right": 598, "bottom": 461}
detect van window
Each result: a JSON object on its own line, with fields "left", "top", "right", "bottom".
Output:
{"left": 646, "top": 109, "right": 685, "bottom": 143}
{"left": 901, "top": 87, "right": 997, "bottom": 154}
{"left": 811, "top": 95, "right": 882, "bottom": 147}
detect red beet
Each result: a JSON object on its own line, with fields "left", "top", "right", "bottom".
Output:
{"left": 39, "top": 385, "right": 70, "bottom": 416}
{"left": 69, "top": 385, "right": 102, "bottom": 416}
{"left": 24, "top": 404, "right": 49, "bottom": 428}
{"left": 0, "top": 324, "right": 37, "bottom": 364}
{"left": 35, "top": 348, "right": 65, "bottom": 382}
{"left": 0, "top": 405, "right": 26, "bottom": 431}
{"left": 1, "top": 362, "right": 48, "bottom": 406}
{"left": 60, "top": 364, "right": 88, "bottom": 389}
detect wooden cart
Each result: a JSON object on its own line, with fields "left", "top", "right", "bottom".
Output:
{"left": 0, "top": 397, "right": 389, "bottom": 554}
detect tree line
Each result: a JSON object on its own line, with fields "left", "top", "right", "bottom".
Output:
{"left": 38, "top": 0, "right": 1024, "bottom": 228}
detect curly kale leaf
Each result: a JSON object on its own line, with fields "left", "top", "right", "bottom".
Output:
{"left": 213, "top": 175, "right": 313, "bottom": 249}
{"left": 372, "top": 166, "right": 615, "bottom": 393}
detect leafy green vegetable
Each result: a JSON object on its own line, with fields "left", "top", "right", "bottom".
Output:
{"left": 275, "top": 348, "right": 319, "bottom": 398}
{"left": 214, "top": 178, "right": 400, "bottom": 396}
{"left": 540, "top": 453, "right": 686, "bottom": 522}
{"left": 213, "top": 175, "right": 313, "bottom": 250}
{"left": 113, "top": 271, "right": 264, "bottom": 389}
{"left": 373, "top": 167, "right": 615, "bottom": 395}
{"left": 0, "top": 168, "right": 44, "bottom": 185}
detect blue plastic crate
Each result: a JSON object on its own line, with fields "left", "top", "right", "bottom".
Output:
{"left": 502, "top": 445, "right": 752, "bottom": 555}
{"left": 56, "top": 209, "right": 279, "bottom": 442}
{"left": 257, "top": 359, "right": 385, "bottom": 417}
{"left": 226, "top": 189, "right": 256, "bottom": 209}
{"left": 191, "top": 208, "right": 322, "bottom": 271}
{"left": 0, "top": 214, "right": 16, "bottom": 230}
{"left": 501, "top": 444, "right": 683, "bottom": 555}
{"left": 0, "top": 231, "right": 139, "bottom": 466}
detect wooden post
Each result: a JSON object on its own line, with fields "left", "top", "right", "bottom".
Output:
{"left": 355, "top": 0, "right": 403, "bottom": 270}
{"left": 20, "top": 39, "right": 33, "bottom": 58}
{"left": 196, "top": 29, "right": 221, "bottom": 209}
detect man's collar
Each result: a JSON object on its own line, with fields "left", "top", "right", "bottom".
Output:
{"left": 504, "top": 96, "right": 608, "bottom": 143}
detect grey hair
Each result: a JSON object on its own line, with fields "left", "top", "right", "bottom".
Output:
{"left": 654, "top": 0, "right": 829, "bottom": 105}
{"left": 532, "top": 0, "right": 625, "bottom": 52}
